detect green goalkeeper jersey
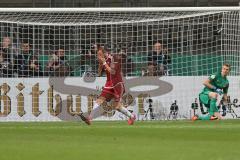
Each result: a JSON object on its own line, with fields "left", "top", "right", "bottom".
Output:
{"left": 203, "top": 72, "right": 229, "bottom": 94}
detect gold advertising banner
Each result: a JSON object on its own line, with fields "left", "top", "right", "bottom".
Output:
{"left": 0, "top": 83, "right": 11, "bottom": 117}
{"left": 0, "top": 82, "right": 141, "bottom": 118}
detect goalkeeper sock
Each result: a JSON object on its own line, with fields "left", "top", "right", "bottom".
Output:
{"left": 117, "top": 106, "right": 133, "bottom": 118}
{"left": 209, "top": 98, "right": 217, "bottom": 115}
{"left": 198, "top": 114, "right": 211, "bottom": 120}
{"left": 90, "top": 103, "right": 105, "bottom": 119}
{"left": 198, "top": 98, "right": 217, "bottom": 120}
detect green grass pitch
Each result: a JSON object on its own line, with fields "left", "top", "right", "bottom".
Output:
{"left": 0, "top": 120, "right": 240, "bottom": 160}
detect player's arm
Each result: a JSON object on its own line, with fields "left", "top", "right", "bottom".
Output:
{"left": 203, "top": 78, "right": 215, "bottom": 90}
{"left": 100, "top": 57, "right": 116, "bottom": 75}
{"left": 97, "top": 48, "right": 104, "bottom": 60}
{"left": 105, "top": 63, "right": 116, "bottom": 75}
{"left": 214, "top": 84, "right": 229, "bottom": 120}
{"left": 222, "top": 83, "right": 229, "bottom": 103}
{"left": 203, "top": 74, "right": 223, "bottom": 95}
{"left": 100, "top": 56, "right": 120, "bottom": 75}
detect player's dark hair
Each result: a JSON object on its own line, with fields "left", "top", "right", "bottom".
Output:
{"left": 96, "top": 44, "right": 102, "bottom": 50}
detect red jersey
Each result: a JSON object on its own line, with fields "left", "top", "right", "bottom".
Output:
{"left": 104, "top": 55, "right": 123, "bottom": 88}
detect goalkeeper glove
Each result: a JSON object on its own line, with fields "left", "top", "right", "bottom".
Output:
{"left": 212, "top": 86, "right": 223, "bottom": 95}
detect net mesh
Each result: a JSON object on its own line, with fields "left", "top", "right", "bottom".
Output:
{"left": 0, "top": 10, "right": 234, "bottom": 77}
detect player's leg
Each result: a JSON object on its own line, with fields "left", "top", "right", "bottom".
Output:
{"left": 90, "top": 96, "right": 106, "bottom": 120}
{"left": 197, "top": 92, "right": 219, "bottom": 120}
{"left": 79, "top": 113, "right": 91, "bottom": 125}
{"left": 114, "top": 101, "right": 134, "bottom": 118}
{"left": 208, "top": 92, "right": 222, "bottom": 119}
{"left": 81, "top": 91, "right": 108, "bottom": 125}
{"left": 112, "top": 83, "right": 133, "bottom": 118}
{"left": 112, "top": 83, "right": 136, "bottom": 124}
{"left": 192, "top": 91, "right": 218, "bottom": 120}
{"left": 89, "top": 86, "right": 116, "bottom": 119}
{"left": 113, "top": 101, "right": 136, "bottom": 125}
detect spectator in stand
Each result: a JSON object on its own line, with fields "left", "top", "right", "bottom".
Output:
{"left": 46, "top": 48, "right": 72, "bottom": 76}
{"left": 0, "top": 49, "right": 13, "bottom": 77}
{"left": 28, "top": 55, "right": 43, "bottom": 77}
{"left": 117, "top": 48, "right": 135, "bottom": 76}
{"left": 89, "top": 43, "right": 100, "bottom": 75}
{"left": 14, "top": 42, "right": 42, "bottom": 77}
{"left": 145, "top": 42, "right": 171, "bottom": 76}
{"left": 0, "top": 37, "right": 15, "bottom": 77}
{"left": 1, "top": 37, "right": 11, "bottom": 55}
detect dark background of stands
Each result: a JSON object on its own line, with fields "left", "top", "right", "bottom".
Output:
{"left": 0, "top": 0, "right": 239, "bottom": 7}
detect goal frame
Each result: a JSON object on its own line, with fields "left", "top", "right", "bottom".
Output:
{"left": 0, "top": 7, "right": 240, "bottom": 12}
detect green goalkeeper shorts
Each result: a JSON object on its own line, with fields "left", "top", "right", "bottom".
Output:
{"left": 199, "top": 91, "right": 219, "bottom": 114}
{"left": 199, "top": 90, "right": 211, "bottom": 105}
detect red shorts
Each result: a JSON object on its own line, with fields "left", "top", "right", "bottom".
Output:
{"left": 100, "top": 82, "right": 125, "bottom": 102}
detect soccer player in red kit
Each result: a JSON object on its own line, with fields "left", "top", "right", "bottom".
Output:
{"left": 85, "top": 46, "right": 136, "bottom": 125}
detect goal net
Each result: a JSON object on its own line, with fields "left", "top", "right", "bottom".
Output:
{"left": 0, "top": 8, "right": 239, "bottom": 121}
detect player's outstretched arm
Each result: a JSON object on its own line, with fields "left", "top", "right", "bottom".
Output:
{"left": 203, "top": 79, "right": 223, "bottom": 95}
{"left": 203, "top": 79, "right": 215, "bottom": 89}
{"left": 100, "top": 57, "right": 116, "bottom": 75}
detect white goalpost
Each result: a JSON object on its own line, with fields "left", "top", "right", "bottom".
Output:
{"left": 0, "top": 7, "right": 239, "bottom": 121}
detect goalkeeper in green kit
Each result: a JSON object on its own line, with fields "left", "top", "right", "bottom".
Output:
{"left": 192, "top": 63, "right": 230, "bottom": 121}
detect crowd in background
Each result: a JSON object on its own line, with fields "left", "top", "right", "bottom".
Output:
{"left": 0, "top": 36, "right": 171, "bottom": 77}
